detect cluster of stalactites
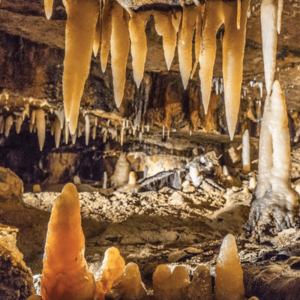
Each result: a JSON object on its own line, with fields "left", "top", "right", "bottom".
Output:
{"left": 43, "top": 0, "right": 257, "bottom": 140}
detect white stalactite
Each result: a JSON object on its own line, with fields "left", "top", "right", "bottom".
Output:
{"left": 4, "top": 115, "right": 13, "bottom": 138}
{"left": 36, "top": 109, "right": 46, "bottom": 151}
{"left": 242, "top": 129, "right": 250, "bottom": 172}
{"left": 277, "top": 0, "right": 284, "bottom": 34}
{"left": 54, "top": 117, "right": 62, "bottom": 148}
{"left": 85, "top": 114, "right": 90, "bottom": 146}
{"left": 44, "top": 0, "right": 54, "bottom": 20}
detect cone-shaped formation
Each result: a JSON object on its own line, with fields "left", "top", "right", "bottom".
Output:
{"left": 153, "top": 265, "right": 190, "bottom": 300}
{"left": 277, "top": 0, "right": 284, "bottom": 34}
{"left": 215, "top": 234, "right": 245, "bottom": 300}
{"left": 44, "top": 0, "right": 54, "bottom": 20}
{"left": 41, "top": 183, "right": 96, "bottom": 300}
{"left": 15, "top": 116, "right": 23, "bottom": 134}
{"left": 116, "top": 262, "right": 147, "bottom": 300}
{"left": 110, "top": 1, "right": 130, "bottom": 108}
{"left": 129, "top": 11, "right": 150, "bottom": 88}
{"left": 111, "top": 154, "right": 130, "bottom": 187}
{"left": 62, "top": 0, "right": 99, "bottom": 135}
{"left": 36, "top": 109, "right": 46, "bottom": 151}
{"left": 95, "top": 247, "right": 125, "bottom": 296}
{"left": 187, "top": 266, "right": 213, "bottom": 300}
{"left": 178, "top": 5, "right": 198, "bottom": 89}
{"left": 93, "top": 16, "right": 101, "bottom": 57}
{"left": 54, "top": 117, "right": 62, "bottom": 149}
{"left": 261, "top": 0, "right": 277, "bottom": 95}
{"left": 242, "top": 129, "right": 250, "bottom": 172}
{"left": 85, "top": 114, "right": 90, "bottom": 146}
{"left": 4, "top": 115, "right": 13, "bottom": 138}
{"left": 153, "top": 11, "right": 178, "bottom": 70}
{"left": 222, "top": 0, "right": 249, "bottom": 140}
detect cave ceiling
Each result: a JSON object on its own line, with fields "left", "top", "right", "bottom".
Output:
{"left": 0, "top": 0, "right": 299, "bottom": 114}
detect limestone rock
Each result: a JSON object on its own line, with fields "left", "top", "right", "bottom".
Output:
{"left": 0, "top": 167, "right": 23, "bottom": 203}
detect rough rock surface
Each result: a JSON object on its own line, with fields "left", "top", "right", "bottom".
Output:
{"left": 0, "top": 167, "right": 23, "bottom": 203}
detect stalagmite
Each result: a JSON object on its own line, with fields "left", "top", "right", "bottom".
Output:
{"left": 199, "top": 1, "right": 224, "bottom": 113}
{"left": 242, "top": 129, "right": 250, "bottom": 172}
{"left": 128, "top": 171, "right": 137, "bottom": 186}
{"left": 261, "top": 0, "right": 277, "bottom": 95}
{"left": 223, "top": 0, "right": 249, "bottom": 139}
{"left": 187, "top": 266, "right": 213, "bottom": 300}
{"left": 215, "top": 234, "right": 245, "bottom": 300}
{"left": 153, "top": 265, "right": 190, "bottom": 300}
{"left": 40, "top": 183, "right": 96, "bottom": 300}
{"left": 93, "top": 17, "right": 101, "bottom": 57}
{"left": 15, "top": 116, "right": 23, "bottom": 134}
{"left": 111, "top": 154, "right": 130, "bottom": 187}
{"left": 101, "top": 0, "right": 112, "bottom": 72}
{"left": 153, "top": 11, "right": 178, "bottom": 70}
{"left": 111, "top": 2, "right": 130, "bottom": 108}
{"left": 54, "top": 117, "right": 62, "bottom": 149}
{"left": 95, "top": 247, "right": 125, "bottom": 296}
{"left": 129, "top": 11, "right": 149, "bottom": 88}
{"left": 277, "top": 0, "right": 284, "bottom": 34}
{"left": 85, "top": 114, "right": 90, "bottom": 146}
{"left": 4, "top": 115, "right": 13, "bottom": 138}
{"left": 116, "top": 262, "right": 147, "bottom": 300}
{"left": 102, "top": 171, "right": 107, "bottom": 189}
{"left": 237, "top": 0, "right": 241, "bottom": 29}
{"left": 36, "top": 109, "right": 46, "bottom": 151}
{"left": 178, "top": 5, "right": 198, "bottom": 89}
{"left": 62, "top": 0, "right": 99, "bottom": 135}
{"left": 191, "top": 7, "right": 203, "bottom": 78}
{"left": 44, "top": 0, "right": 54, "bottom": 20}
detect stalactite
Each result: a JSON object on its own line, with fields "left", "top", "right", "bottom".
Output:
{"left": 85, "top": 114, "right": 90, "bottom": 146}
{"left": 111, "top": 1, "right": 130, "bottom": 108}
{"left": 103, "top": 171, "right": 107, "bottom": 189}
{"left": 223, "top": 0, "right": 249, "bottom": 140}
{"left": 64, "top": 119, "right": 70, "bottom": 144}
{"left": 92, "top": 126, "right": 97, "bottom": 140}
{"left": 30, "top": 109, "right": 36, "bottom": 134}
{"left": 199, "top": 1, "right": 224, "bottom": 114}
{"left": 261, "top": 0, "right": 277, "bottom": 95}
{"left": 71, "top": 130, "right": 77, "bottom": 145}
{"left": 129, "top": 11, "right": 150, "bottom": 88}
{"left": 54, "top": 117, "right": 62, "bottom": 149}
{"left": 36, "top": 109, "right": 46, "bottom": 151}
{"left": 277, "top": 0, "right": 284, "bottom": 34}
{"left": 100, "top": 0, "right": 113, "bottom": 72}
{"left": 62, "top": 0, "right": 99, "bottom": 135}
{"left": 4, "top": 115, "right": 13, "bottom": 138}
{"left": 15, "top": 116, "right": 23, "bottom": 134}
{"left": 237, "top": 0, "right": 241, "bottom": 29}
{"left": 93, "top": 16, "right": 101, "bottom": 57}
{"left": 178, "top": 5, "right": 198, "bottom": 89}
{"left": 44, "top": 0, "right": 54, "bottom": 20}
{"left": 54, "top": 110, "right": 64, "bottom": 130}
{"left": 153, "top": 11, "right": 178, "bottom": 70}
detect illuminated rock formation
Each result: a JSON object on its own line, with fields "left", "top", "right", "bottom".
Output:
{"left": 215, "top": 234, "right": 245, "bottom": 300}
{"left": 248, "top": 81, "right": 299, "bottom": 231}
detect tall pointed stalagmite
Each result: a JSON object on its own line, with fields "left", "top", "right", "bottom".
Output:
{"left": 215, "top": 234, "right": 245, "bottom": 300}
{"left": 199, "top": 1, "right": 224, "bottom": 114}
{"left": 153, "top": 11, "right": 178, "bottom": 70}
{"left": 36, "top": 109, "right": 46, "bottom": 151}
{"left": 62, "top": 0, "right": 99, "bottom": 135}
{"left": 44, "top": 0, "right": 54, "bottom": 20}
{"left": 129, "top": 11, "right": 150, "bottom": 88}
{"left": 110, "top": 1, "right": 130, "bottom": 108}
{"left": 41, "top": 183, "right": 96, "bottom": 300}
{"left": 223, "top": 0, "right": 249, "bottom": 140}
{"left": 178, "top": 5, "right": 198, "bottom": 89}
{"left": 100, "top": 0, "right": 113, "bottom": 72}
{"left": 261, "top": 0, "right": 277, "bottom": 95}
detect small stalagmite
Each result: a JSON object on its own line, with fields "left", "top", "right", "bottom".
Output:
{"left": 261, "top": 0, "right": 277, "bottom": 95}
{"left": 115, "top": 262, "right": 147, "bottom": 300}
{"left": 36, "top": 109, "right": 46, "bottom": 151}
{"left": 44, "top": 0, "right": 54, "bottom": 20}
{"left": 222, "top": 0, "right": 249, "bottom": 139}
{"left": 4, "top": 115, "right": 13, "bottom": 138}
{"left": 215, "top": 234, "right": 245, "bottom": 300}
{"left": 111, "top": 154, "right": 131, "bottom": 187}
{"left": 242, "top": 129, "right": 250, "bottom": 172}
{"left": 129, "top": 11, "right": 150, "bottom": 88}
{"left": 199, "top": 1, "right": 224, "bottom": 114}
{"left": 95, "top": 247, "right": 125, "bottom": 296}
{"left": 110, "top": 1, "right": 130, "bottom": 108}
{"left": 153, "top": 265, "right": 190, "bottom": 300}
{"left": 178, "top": 5, "right": 198, "bottom": 89}
{"left": 62, "top": 0, "right": 99, "bottom": 135}
{"left": 187, "top": 266, "right": 213, "bottom": 300}
{"left": 40, "top": 183, "right": 96, "bottom": 300}
{"left": 153, "top": 11, "right": 178, "bottom": 70}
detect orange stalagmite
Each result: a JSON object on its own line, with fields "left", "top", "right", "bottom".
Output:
{"left": 62, "top": 0, "right": 99, "bottom": 135}
{"left": 223, "top": 0, "right": 249, "bottom": 140}
{"left": 178, "top": 5, "right": 198, "bottom": 89}
{"left": 199, "top": 1, "right": 224, "bottom": 114}
{"left": 110, "top": 1, "right": 130, "bottom": 108}
{"left": 40, "top": 183, "right": 96, "bottom": 300}
{"left": 129, "top": 11, "right": 150, "bottom": 88}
